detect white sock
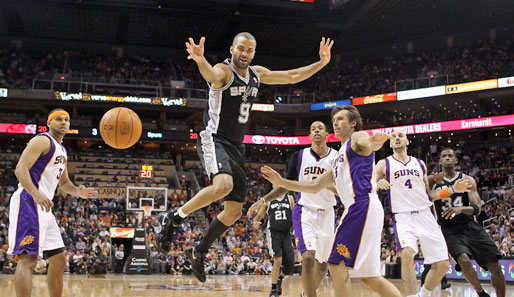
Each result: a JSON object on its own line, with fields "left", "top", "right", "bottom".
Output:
{"left": 418, "top": 286, "right": 431, "bottom": 297}
{"left": 407, "top": 295, "right": 418, "bottom": 297}
{"left": 177, "top": 208, "right": 187, "bottom": 218}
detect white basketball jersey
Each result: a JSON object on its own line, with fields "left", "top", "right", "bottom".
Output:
{"left": 332, "top": 139, "right": 379, "bottom": 207}
{"left": 296, "top": 147, "right": 338, "bottom": 210}
{"left": 385, "top": 155, "right": 432, "bottom": 213}
{"left": 17, "top": 133, "right": 68, "bottom": 200}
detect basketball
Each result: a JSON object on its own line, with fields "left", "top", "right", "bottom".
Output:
{"left": 99, "top": 107, "right": 142, "bottom": 149}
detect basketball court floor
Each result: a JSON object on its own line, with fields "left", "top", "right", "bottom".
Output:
{"left": 1, "top": 274, "right": 512, "bottom": 297}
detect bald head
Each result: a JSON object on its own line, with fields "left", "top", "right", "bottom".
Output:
{"left": 232, "top": 32, "right": 256, "bottom": 47}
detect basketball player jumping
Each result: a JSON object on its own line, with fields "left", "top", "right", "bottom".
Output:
{"left": 9, "top": 109, "right": 97, "bottom": 297}
{"left": 248, "top": 121, "right": 338, "bottom": 297}
{"left": 261, "top": 106, "right": 403, "bottom": 297}
{"left": 252, "top": 193, "right": 295, "bottom": 297}
{"left": 376, "top": 132, "right": 470, "bottom": 297}
{"left": 155, "top": 32, "right": 334, "bottom": 282}
{"left": 429, "top": 148, "right": 505, "bottom": 297}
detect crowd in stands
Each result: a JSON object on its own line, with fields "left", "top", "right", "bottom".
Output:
{"left": 2, "top": 38, "right": 514, "bottom": 104}
{"left": 0, "top": 141, "right": 512, "bottom": 275}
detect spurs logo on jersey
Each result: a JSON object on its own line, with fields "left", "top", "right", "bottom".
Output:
{"left": 203, "top": 58, "right": 260, "bottom": 144}
{"left": 267, "top": 196, "right": 293, "bottom": 232}
{"left": 433, "top": 172, "right": 473, "bottom": 226}
{"left": 296, "top": 148, "right": 338, "bottom": 210}
{"left": 385, "top": 156, "right": 432, "bottom": 213}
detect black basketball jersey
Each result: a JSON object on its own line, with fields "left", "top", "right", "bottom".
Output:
{"left": 433, "top": 172, "right": 473, "bottom": 227}
{"left": 203, "top": 58, "right": 260, "bottom": 144}
{"left": 267, "top": 196, "right": 293, "bottom": 232}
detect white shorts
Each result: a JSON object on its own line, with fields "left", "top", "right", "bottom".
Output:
{"left": 393, "top": 207, "right": 449, "bottom": 264}
{"left": 8, "top": 189, "right": 64, "bottom": 257}
{"left": 293, "top": 204, "right": 335, "bottom": 263}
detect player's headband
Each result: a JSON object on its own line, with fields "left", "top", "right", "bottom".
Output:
{"left": 47, "top": 110, "right": 70, "bottom": 123}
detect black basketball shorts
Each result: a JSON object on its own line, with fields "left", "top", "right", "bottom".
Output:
{"left": 266, "top": 229, "right": 294, "bottom": 260}
{"left": 441, "top": 220, "right": 502, "bottom": 270}
{"left": 197, "top": 131, "right": 246, "bottom": 203}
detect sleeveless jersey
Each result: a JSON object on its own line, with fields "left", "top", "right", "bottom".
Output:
{"left": 332, "top": 138, "right": 378, "bottom": 207}
{"left": 267, "top": 196, "right": 293, "bottom": 232}
{"left": 296, "top": 147, "right": 338, "bottom": 210}
{"left": 385, "top": 155, "right": 432, "bottom": 213}
{"left": 17, "top": 133, "right": 67, "bottom": 200}
{"left": 433, "top": 172, "right": 473, "bottom": 226}
{"left": 203, "top": 58, "right": 260, "bottom": 144}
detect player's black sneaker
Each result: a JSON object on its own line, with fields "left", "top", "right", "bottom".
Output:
{"left": 185, "top": 246, "right": 207, "bottom": 282}
{"left": 269, "top": 289, "right": 280, "bottom": 297}
{"left": 155, "top": 212, "right": 180, "bottom": 253}
{"left": 277, "top": 274, "right": 284, "bottom": 295}
{"left": 478, "top": 290, "right": 490, "bottom": 297}
{"left": 441, "top": 282, "right": 451, "bottom": 290}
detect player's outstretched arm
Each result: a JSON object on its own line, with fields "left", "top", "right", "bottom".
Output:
{"left": 252, "top": 201, "right": 268, "bottom": 229}
{"left": 186, "top": 37, "right": 229, "bottom": 87}
{"left": 261, "top": 165, "right": 334, "bottom": 194}
{"left": 14, "top": 136, "right": 54, "bottom": 212}
{"left": 254, "top": 37, "right": 334, "bottom": 85}
{"left": 375, "top": 159, "right": 392, "bottom": 190}
{"left": 351, "top": 132, "right": 393, "bottom": 156}
{"left": 59, "top": 167, "right": 98, "bottom": 199}
{"left": 247, "top": 187, "right": 288, "bottom": 218}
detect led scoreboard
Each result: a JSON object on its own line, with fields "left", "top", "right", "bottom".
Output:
{"left": 140, "top": 165, "right": 153, "bottom": 178}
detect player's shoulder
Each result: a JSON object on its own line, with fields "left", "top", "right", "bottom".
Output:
{"left": 28, "top": 133, "right": 52, "bottom": 147}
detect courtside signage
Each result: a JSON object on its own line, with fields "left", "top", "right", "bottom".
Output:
{"left": 498, "top": 76, "right": 514, "bottom": 88}
{"left": 310, "top": 99, "right": 351, "bottom": 111}
{"left": 352, "top": 93, "right": 396, "bottom": 105}
{"left": 243, "top": 114, "right": 514, "bottom": 145}
{"left": 251, "top": 103, "right": 275, "bottom": 112}
{"left": 397, "top": 86, "right": 446, "bottom": 101}
{"left": 446, "top": 79, "right": 498, "bottom": 94}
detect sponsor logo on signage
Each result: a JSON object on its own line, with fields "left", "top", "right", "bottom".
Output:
{"left": 446, "top": 79, "right": 498, "bottom": 94}
{"left": 352, "top": 93, "right": 397, "bottom": 105}
{"left": 251, "top": 103, "right": 274, "bottom": 112}
{"left": 252, "top": 135, "right": 266, "bottom": 144}
{"left": 498, "top": 76, "right": 514, "bottom": 88}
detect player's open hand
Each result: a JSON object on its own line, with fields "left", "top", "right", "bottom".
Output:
{"left": 78, "top": 185, "right": 98, "bottom": 199}
{"left": 261, "top": 166, "right": 284, "bottom": 187}
{"left": 319, "top": 37, "right": 334, "bottom": 66}
{"left": 247, "top": 199, "right": 264, "bottom": 218}
{"left": 442, "top": 206, "right": 464, "bottom": 220}
{"left": 33, "top": 192, "right": 54, "bottom": 212}
{"left": 252, "top": 220, "right": 262, "bottom": 230}
{"left": 453, "top": 178, "right": 472, "bottom": 193}
{"left": 186, "top": 37, "right": 205, "bottom": 63}
{"left": 432, "top": 172, "right": 445, "bottom": 184}
{"left": 377, "top": 179, "right": 392, "bottom": 190}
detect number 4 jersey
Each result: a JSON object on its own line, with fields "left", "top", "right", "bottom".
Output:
{"left": 433, "top": 172, "right": 473, "bottom": 226}
{"left": 385, "top": 156, "right": 432, "bottom": 213}
{"left": 203, "top": 58, "right": 259, "bottom": 144}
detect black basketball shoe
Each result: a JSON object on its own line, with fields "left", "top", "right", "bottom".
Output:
{"left": 185, "top": 246, "right": 207, "bottom": 282}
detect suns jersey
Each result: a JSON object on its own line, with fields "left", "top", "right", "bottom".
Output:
{"left": 295, "top": 148, "right": 338, "bottom": 210}
{"left": 332, "top": 138, "right": 378, "bottom": 207}
{"left": 16, "top": 133, "right": 67, "bottom": 200}
{"left": 385, "top": 156, "right": 432, "bottom": 213}
{"left": 203, "top": 58, "right": 260, "bottom": 144}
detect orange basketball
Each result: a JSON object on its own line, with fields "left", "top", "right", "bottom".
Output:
{"left": 99, "top": 107, "right": 142, "bottom": 149}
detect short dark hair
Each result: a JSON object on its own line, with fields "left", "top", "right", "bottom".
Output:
{"left": 310, "top": 120, "right": 328, "bottom": 131}
{"left": 331, "top": 105, "right": 363, "bottom": 131}
{"left": 439, "top": 147, "right": 455, "bottom": 159}
{"left": 232, "top": 32, "right": 256, "bottom": 46}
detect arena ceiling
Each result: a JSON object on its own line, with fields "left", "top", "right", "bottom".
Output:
{"left": 0, "top": 0, "right": 513, "bottom": 56}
